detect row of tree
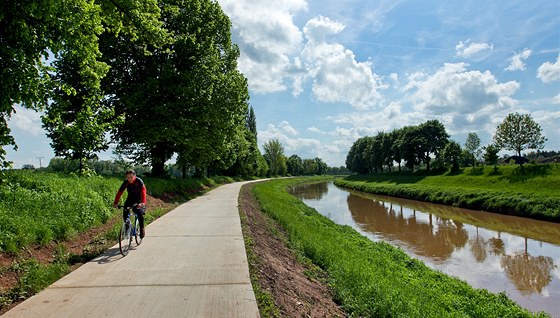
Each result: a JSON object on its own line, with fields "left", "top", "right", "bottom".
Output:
{"left": 2, "top": 0, "right": 270, "bottom": 178}
{"left": 346, "top": 120, "right": 449, "bottom": 174}
{"left": 39, "top": 138, "right": 337, "bottom": 178}
{"left": 261, "top": 139, "right": 331, "bottom": 176}
{"left": 346, "top": 113, "right": 547, "bottom": 174}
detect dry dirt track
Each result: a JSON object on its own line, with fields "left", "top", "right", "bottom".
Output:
{"left": 3, "top": 181, "right": 260, "bottom": 318}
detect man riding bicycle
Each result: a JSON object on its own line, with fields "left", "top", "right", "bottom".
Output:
{"left": 113, "top": 170, "right": 147, "bottom": 238}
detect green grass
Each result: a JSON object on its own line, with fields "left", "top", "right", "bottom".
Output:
{"left": 335, "top": 164, "right": 560, "bottom": 222}
{"left": 0, "top": 169, "right": 239, "bottom": 310}
{"left": 0, "top": 170, "right": 242, "bottom": 254}
{"left": 0, "top": 170, "right": 122, "bottom": 253}
{"left": 252, "top": 177, "right": 550, "bottom": 317}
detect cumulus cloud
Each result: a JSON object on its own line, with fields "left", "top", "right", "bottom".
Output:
{"left": 307, "top": 126, "right": 325, "bottom": 134}
{"left": 218, "top": 0, "right": 307, "bottom": 93}
{"left": 220, "top": 1, "right": 385, "bottom": 109}
{"left": 328, "top": 101, "right": 424, "bottom": 137}
{"left": 260, "top": 122, "right": 320, "bottom": 153}
{"left": 456, "top": 40, "right": 493, "bottom": 58}
{"left": 405, "top": 63, "right": 519, "bottom": 117}
{"left": 537, "top": 55, "right": 560, "bottom": 83}
{"left": 8, "top": 106, "right": 44, "bottom": 136}
{"left": 279, "top": 120, "right": 299, "bottom": 135}
{"left": 505, "top": 48, "right": 532, "bottom": 71}
{"left": 554, "top": 94, "right": 560, "bottom": 105}
{"left": 300, "top": 16, "right": 385, "bottom": 109}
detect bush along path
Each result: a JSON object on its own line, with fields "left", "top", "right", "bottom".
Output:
{"left": 250, "top": 177, "right": 550, "bottom": 317}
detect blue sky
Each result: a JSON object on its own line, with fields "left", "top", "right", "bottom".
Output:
{"left": 7, "top": 0, "right": 560, "bottom": 168}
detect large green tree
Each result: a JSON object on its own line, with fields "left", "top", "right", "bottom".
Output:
{"left": 442, "top": 141, "right": 462, "bottom": 172}
{"left": 418, "top": 120, "right": 449, "bottom": 171}
{"left": 219, "top": 108, "right": 267, "bottom": 178}
{"left": 482, "top": 144, "right": 500, "bottom": 170}
{"left": 346, "top": 136, "right": 371, "bottom": 174}
{"left": 286, "top": 154, "right": 303, "bottom": 176}
{"left": 399, "top": 126, "right": 423, "bottom": 172}
{"left": 493, "top": 112, "right": 547, "bottom": 158}
{"left": 103, "top": 0, "right": 248, "bottom": 177}
{"left": 263, "top": 139, "right": 287, "bottom": 176}
{"left": 42, "top": 51, "right": 121, "bottom": 174}
{"left": 247, "top": 106, "right": 257, "bottom": 138}
{"left": 0, "top": 0, "right": 165, "bottom": 169}
{"left": 464, "top": 132, "right": 481, "bottom": 168}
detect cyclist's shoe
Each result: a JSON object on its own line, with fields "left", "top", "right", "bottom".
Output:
{"left": 140, "top": 228, "right": 145, "bottom": 239}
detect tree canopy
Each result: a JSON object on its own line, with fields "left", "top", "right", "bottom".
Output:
{"left": 263, "top": 139, "right": 287, "bottom": 176}
{"left": 493, "top": 112, "right": 547, "bottom": 158}
{"left": 345, "top": 120, "right": 449, "bottom": 174}
{"left": 0, "top": 0, "right": 166, "bottom": 169}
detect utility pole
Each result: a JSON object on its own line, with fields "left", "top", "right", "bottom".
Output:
{"left": 36, "top": 156, "right": 44, "bottom": 168}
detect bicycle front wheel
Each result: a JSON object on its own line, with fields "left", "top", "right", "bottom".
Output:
{"left": 134, "top": 218, "right": 142, "bottom": 246}
{"left": 118, "top": 222, "right": 131, "bottom": 256}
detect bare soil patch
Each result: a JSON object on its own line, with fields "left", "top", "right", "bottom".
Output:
{"left": 239, "top": 184, "right": 346, "bottom": 318}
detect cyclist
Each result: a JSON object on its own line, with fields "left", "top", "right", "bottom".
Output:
{"left": 113, "top": 170, "right": 147, "bottom": 238}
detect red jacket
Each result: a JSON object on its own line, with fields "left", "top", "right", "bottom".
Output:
{"left": 113, "top": 177, "right": 146, "bottom": 206}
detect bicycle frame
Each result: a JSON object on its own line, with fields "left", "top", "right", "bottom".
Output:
{"left": 118, "top": 205, "right": 143, "bottom": 256}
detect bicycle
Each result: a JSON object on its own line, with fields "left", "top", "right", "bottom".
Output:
{"left": 117, "top": 204, "right": 144, "bottom": 256}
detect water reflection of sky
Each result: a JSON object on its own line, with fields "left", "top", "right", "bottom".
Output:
{"left": 291, "top": 182, "right": 560, "bottom": 317}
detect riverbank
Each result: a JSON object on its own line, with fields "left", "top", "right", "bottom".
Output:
{"left": 334, "top": 164, "right": 560, "bottom": 222}
{"left": 250, "top": 177, "right": 549, "bottom": 317}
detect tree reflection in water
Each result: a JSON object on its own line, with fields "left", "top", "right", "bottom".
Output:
{"left": 501, "top": 243, "right": 555, "bottom": 295}
{"left": 470, "top": 227, "right": 488, "bottom": 263}
{"left": 290, "top": 181, "right": 560, "bottom": 315}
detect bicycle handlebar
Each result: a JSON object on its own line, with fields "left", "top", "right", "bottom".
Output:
{"left": 116, "top": 203, "right": 142, "bottom": 209}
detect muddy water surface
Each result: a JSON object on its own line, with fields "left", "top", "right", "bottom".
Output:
{"left": 290, "top": 182, "right": 560, "bottom": 317}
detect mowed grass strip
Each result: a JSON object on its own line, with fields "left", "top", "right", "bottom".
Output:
{"left": 334, "top": 164, "right": 560, "bottom": 222}
{"left": 252, "top": 177, "right": 549, "bottom": 317}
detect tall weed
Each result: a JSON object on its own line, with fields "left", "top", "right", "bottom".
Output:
{"left": 0, "top": 170, "right": 121, "bottom": 253}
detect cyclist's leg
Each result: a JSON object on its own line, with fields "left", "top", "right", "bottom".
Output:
{"left": 134, "top": 206, "right": 146, "bottom": 238}
{"left": 123, "top": 207, "right": 131, "bottom": 230}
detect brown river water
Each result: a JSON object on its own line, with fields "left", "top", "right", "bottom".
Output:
{"left": 290, "top": 182, "right": 560, "bottom": 317}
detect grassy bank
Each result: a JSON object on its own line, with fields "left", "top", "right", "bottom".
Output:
{"left": 334, "top": 164, "right": 560, "bottom": 222}
{"left": 0, "top": 170, "right": 237, "bottom": 311}
{"left": 251, "top": 177, "right": 549, "bottom": 317}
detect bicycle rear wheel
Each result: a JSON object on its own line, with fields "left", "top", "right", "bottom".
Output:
{"left": 134, "top": 218, "right": 142, "bottom": 245}
{"left": 118, "top": 222, "right": 132, "bottom": 256}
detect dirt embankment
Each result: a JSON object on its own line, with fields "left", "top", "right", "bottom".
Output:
{"left": 239, "top": 184, "right": 346, "bottom": 317}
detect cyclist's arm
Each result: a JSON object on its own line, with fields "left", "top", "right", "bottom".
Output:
{"left": 140, "top": 184, "right": 147, "bottom": 205}
{"left": 113, "top": 190, "right": 124, "bottom": 206}
{"left": 113, "top": 181, "right": 127, "bottom": 206}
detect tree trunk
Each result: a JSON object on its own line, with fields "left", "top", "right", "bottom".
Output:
{"left": 150, "top": 142, "right": 169, "bottom": 178}
{"left": 182, "top": 165, "right": 187, "bottom": 179}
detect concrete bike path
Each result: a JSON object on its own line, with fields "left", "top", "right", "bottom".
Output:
{"left": 4, "top": 181, "right": 261, "bottom": 318}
